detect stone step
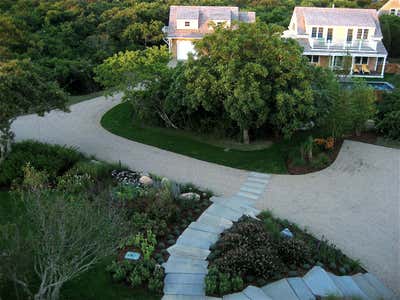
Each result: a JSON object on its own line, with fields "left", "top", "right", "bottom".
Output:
{"left": 167, "top": 244, "right": 210, "bottom": 260}
{"left": 163, "top": 260, "right": 208, "bottom": 274}
{"left": 197, "top": 213, "right": 233, "bottom": 229}
{"left": 205, "top": 203, "right": 244, "bottom": 221}
{"left": 242, "top": 181, "right": 266, "bottom": 190}
{"left": 246, "top": 177, "right": 269, "bottom": 185}
{"left": 164, "top": 282, "right": 205, "bottom": 296}
{"left": 261, "top": 279, "right": 300, "bottom": 300}
{"left": 211, "top": 195, "right": 255, "bottom": 207}
{"left": 189, "top": 221, "right": 225, "bottom": 235}
{"left": 352, "top": 273, "right": 385, "bottom": 300}
{"left": 211, "top": 198, "right": 260, "bottom": 216}
{"left": 176, "top": 233, "right": 215, "bottom": 250}
{"left": 249, "top": 172, "right": 270, "bottom": 179}
{"left": 162, "top": 295, "right": 206, "bottom": 300}
{"left": 287, "top": 277, "right": 316, "bottom": 300}
{"left": 165, "top": 273, "right": 206, "bottom": 285}
{"left": 179, "top": 228, "right": 220, "bottom": 245}
{"left": 303, "top": 266, "right": 343, "bottom": 298}
{"left": 242, "top": 285, "right": 272, "bottom": 299}
{"left": 236, "top": 191, "right": 259, "bottom": 200}
{"left": 363, "top": 273, "right": 396, "bottom": 299}
{"left": 166, "top": 256, "right": 208, "bottom": 268}
{"left": 240, "top": 186, "right": 264, "bottom": 195}
{"left": 223, "top": 292, "right": 250, "bottom": 300}
{"left": 327, "top": 273, "right": 369, "bottom": 299}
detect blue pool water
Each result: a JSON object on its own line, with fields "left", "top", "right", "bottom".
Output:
{"left": 341, "top": 81, "right": 395, "bottom": 91}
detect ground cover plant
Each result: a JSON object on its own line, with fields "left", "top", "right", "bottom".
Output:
{"left": 205, "top": 212, "right": 363, "bottom": 297}
{"left": 0, "top": 141, "right": 211, "bottom": 300}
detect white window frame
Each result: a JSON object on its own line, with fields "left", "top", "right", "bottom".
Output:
{"left": 308, "top": 55, "right": 320, "bottom": 64}
{"left": 390, "top": 8, "right": 396, "bottom": 15}
{"left": 354, "top": 56, "right": 369, "bottom": 65}
{"left": 184, "top": 21, "right": 190, "bottom": 27}
{"left": 346, "top": 28, "right": 353, "bottom": 42}
{"left": 311, "top": 27, "right": 324, "bottom": 39}
{"left": 356, "top": 28, "right": 369, "bottom": 40}
{"left": 326, "top": 28, "right": 333, "bottom": 42}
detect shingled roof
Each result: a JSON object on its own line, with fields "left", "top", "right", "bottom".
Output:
{"left": 167, "top": 5, "right": 256, "bottom": 39}
{"left": 293, "top": 7, "right": 382, "bottom": 38}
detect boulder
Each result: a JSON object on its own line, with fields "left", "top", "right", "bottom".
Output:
{"left": 179, "top": 192, "right": 200, "bottom": 201}
{"left": 139, "top": 175, "right": 153, "bottom": 186}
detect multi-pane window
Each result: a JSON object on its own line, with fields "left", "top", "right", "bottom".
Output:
{"left": 307, "top": 55, "right": 319, "bottom": 63}
{"left": 347, "top": 29, "right": 353, "bottom": 42}
{"left": 318, "top": 27, "right": 323, "bottom": 38}
{"left": 185, "top": 21, "right": 190, "bottom": 26}
{"left": 311, "top": 27, "right": 317, "bottom": 38}
{"left": 390, "top": 8, "right": 396, "bottom": 15}
{"left": 311, "top": 27, "right": 324, "bottom": 38}
{"left": 355, "top": 57, "right": 368, "bottom": 64}
{"left": 327, "top": 28, "right": 333, "bottom": 41}
{"left": 357, "top": 28, "right": 369, "bottom": 40}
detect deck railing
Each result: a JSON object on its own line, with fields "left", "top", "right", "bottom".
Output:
{"left": 309, "top": 38, "right": 378, "bottom": 52}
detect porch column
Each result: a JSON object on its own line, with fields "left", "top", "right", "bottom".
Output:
{"left": 330, "top": 55, "right": 335, "bottom": 70}
{"left": 381, "top": 56, "right": 387, "bottom": 77}
{"left": 350, "top": 56, "right": 354, "bottom": 75}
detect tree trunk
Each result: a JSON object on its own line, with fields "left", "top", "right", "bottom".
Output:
{"left": 243, "top": 128, "right": 250, "bottom": 144}
{"left": 355, "top": 127, "right": 361, "bottom": 137}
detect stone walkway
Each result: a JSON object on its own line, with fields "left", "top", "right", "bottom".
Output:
{"left": 162, "top": 172, "right": 268, "bottom": 298}
{"left": 11, "top": 94, "right": 400, "bottom": 296}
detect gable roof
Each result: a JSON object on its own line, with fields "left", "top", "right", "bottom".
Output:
{"left": 292, "top": 7, "right": 382, "bottom": 37}
{"left": 379, "top": 0, "right": 400, "bottom": 11}
{"left": 167, "top": 5, "right": 255, "bottom": 39}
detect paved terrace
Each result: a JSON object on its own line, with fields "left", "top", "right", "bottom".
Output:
{"left": 11, "top": 94, "right": 400, "bottom": 296}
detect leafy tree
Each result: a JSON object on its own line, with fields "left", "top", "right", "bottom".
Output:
{"left": 0, "top": 59, "right": 66, "bottom": 164}
{"left": 0, "top": 186, "right": 126, "bottom": 300}
{"left": 376, "top": 89, "right": 400, "bottom": 140}
{"left": 380, "top": 15, "right": 400, "bottom": 58}
{"left": 347, "top": 79, "right": 376, "bottom": 136}
{"left": 95, "top": 46, "right": 176, "bottom": 127}
{"left": 180, "top": 22, "right": 315, "bottom": 143}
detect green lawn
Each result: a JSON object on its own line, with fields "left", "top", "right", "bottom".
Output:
{"left": 101, "top": 102, "right": 293, "bottom": 173}
{"left": 0, "top": 190, "right": 160, "bottom": 300}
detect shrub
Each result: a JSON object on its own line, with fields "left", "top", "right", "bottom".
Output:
{"left": 67, "top": 160, "right": 117, "bottom": 180}
{"left": 0, "top": 141, "right": 83, "bottom": 186}
{"left": 277, "top": 238, "right": 312, "bottom": 265}
{"left": 310, "top": 153, "right": 330, "bottom": 169}
{"left": 376, "top": 90, "right": 400, "bottom": 140}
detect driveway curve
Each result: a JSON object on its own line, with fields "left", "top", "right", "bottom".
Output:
{"left": 12, "top": 94, "right": 400, "bottom": 296}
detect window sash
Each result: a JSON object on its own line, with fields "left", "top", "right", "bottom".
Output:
{"left": 317, "top": 27, "right": 323, "bottom": 38}
{"left": 327, "top": 28, "right": 333, "bottom": 41}
{"left": 311, "top": 27, "right": 317, "bottom": 38}
{"left": 357, "top": 29, "right": 363, "bottom": 39}
{"left": 347, "top": 29, "right": 353, "bottom": 42}
{"left": 185, "top": 21, "right": 190, "bottom": 26}
{"left": 363, "top": 29, "right": 369, "bottom": 40}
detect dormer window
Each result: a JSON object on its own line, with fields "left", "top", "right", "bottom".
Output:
{"left": 185, "top": 21, "right": 190, "bottom": 27}
{"left": 357, "top": 28, "right": 369, "bottom": 40}
{"left": 311, "top": 27, "right": 323, "bottom": 38}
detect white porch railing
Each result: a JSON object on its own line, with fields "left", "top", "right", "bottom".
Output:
{"left": 309, "top": 38, "right": 378, "bottom": 52}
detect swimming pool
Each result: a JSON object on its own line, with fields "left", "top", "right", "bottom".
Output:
{"left": 341, "top": 81, "right": 395, "bottom": 91}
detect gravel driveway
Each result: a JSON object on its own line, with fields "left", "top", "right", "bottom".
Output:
{"left": 12, "top": 94, "right": 400, "bottom": 296}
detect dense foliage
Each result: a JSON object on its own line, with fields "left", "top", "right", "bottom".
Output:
{"left": 206, "top": 213, "right": 363, "bottom": 296}
{"left": 380, "top": 15, "right": 400, "bottom": 58}
{"left": 376, "top": 89, "right": 400, "bottom": 140}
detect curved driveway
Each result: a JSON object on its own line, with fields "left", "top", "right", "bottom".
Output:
{"left": 12, "top": 94, "right": 400, "bottom": 296}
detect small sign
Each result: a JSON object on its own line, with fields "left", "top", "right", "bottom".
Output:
{"left": 125, "top": 251, "right": 141, "bottom": 261}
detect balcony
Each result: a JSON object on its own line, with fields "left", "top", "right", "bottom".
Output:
{"left": 309, "top": 38, "right": 378, "bottom": 52}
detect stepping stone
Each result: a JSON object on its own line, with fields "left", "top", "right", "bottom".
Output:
{"left": 166, "top": 256, "right": 208, "bottom": 268}
{"left": 215, "top": 200, "right": 260, "bottom": 216}
{"left": 189, "top": 222, "right": 225, "bottom": 235}
{"left": 353, "top": 273, "right": 385, "bottom": 300}
{"left": 180, "top": 228, "right": 219, "bottom": 244}
{"left": 176, "top": 233, "right": 215, "bottom": 250}
{"left": 167, "top": 244, "right": 210, "bottom": 260}
{"left": 287, "top": 277, "right": 315, "bottom": 300}
{"left": 223, "top": 292, "right": 250, "bottom": 300}
{"left": 205, "top": 204, "right": 244, "bottom": 221}
{"left": 164, "top": 282, "right": 205, "bottom": 296}
{"left": 163, "top": 260, "right": 208, "bottom": 274}
{"left": 303, "top": 266, "right": 343, "bottom": 298}
{"left": 261, "top": 279, "right": 300, "bottom": 300}
{"left": 165, "top": 273, "right": 206, "bottom": 285}
{"left": 243, "top": 285, "right": 272, "bottom": 299}
{"left": 363, "top": 273, "right": 396, "bottom": 299}
{"left": 328, "top": 273, "right": 368, "bottom": 299}
{"left": 212, "top": 195, "right": 255, "bottom": 207}
{"left": 249, "top": 172, "right": 270, "bottom": 179}
{"left": 197, "top": 213, "right": 233, "bottom": 229}
{"left": 243, "top": 181, "right": 266, "bottom": 190}
{"left": 237, "top": 191, "right": 259, "bottom": 200}
{"left": 247, "top": 177, "right": 269, "bottom": 184}
{"left": 240, "top": 186, "right": 264, "bottom": 195}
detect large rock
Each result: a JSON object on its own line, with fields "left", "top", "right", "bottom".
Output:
{"left": 139, "top": 175, "right": 153, "bottom": 186}
{"left": 179, "top": 192, "right": 200, "bottom": 201}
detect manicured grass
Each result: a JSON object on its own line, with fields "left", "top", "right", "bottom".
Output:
{"left": 101, "top": 102, "right": 291, "bottom": 173}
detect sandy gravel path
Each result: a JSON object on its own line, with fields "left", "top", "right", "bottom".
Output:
{"left": 12, "top": 94, "right": 400, "bottom": 295}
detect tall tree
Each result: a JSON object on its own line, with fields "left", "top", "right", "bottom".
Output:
{"left": 182, "top": 22, "right": 315, "bottom": 143}
{"left": 0, "top": 59, "right": 67, "bottom": 164}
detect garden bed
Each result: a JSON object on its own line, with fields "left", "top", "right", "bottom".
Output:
{"left": 205, "top": 212, "right": 364, "bottom": 297}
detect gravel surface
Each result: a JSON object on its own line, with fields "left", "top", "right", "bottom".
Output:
{"left": 12, "top": 94, "right": 400, "bottom": 296}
